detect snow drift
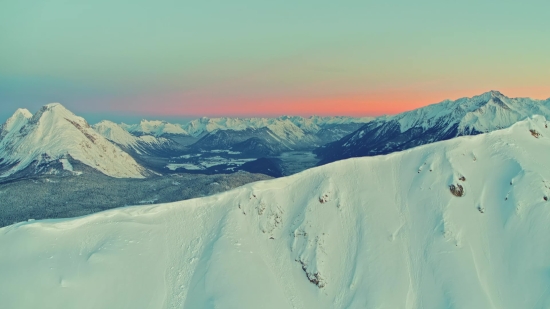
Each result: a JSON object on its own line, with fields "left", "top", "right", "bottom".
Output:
{"left": 1, "top": 116, "right": 550, "bottom": 308}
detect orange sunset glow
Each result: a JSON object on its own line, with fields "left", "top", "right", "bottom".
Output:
{"left": 107, "top": 86, "right": 550, "bottom": 118}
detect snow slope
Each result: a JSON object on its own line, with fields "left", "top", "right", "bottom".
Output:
{"left": 93, "top": 120, "right": 175, "bottom": 155}
{"left": 2, "top": 116, "right": 550, "bottom": 308}
{"left": 0, "top": 104, "right": 146, "bottom": 178}
{"left": 317, "top": 91, "right": 550, "bottom": 164}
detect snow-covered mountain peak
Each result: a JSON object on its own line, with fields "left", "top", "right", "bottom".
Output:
{"left": 93, "top": 120, "right": 134, "bottom": 143}
{"left": 0, "top": 103, "right": 147, "bottom": 178}
{"left": 12, "top": 108, "right": 32, "bottom": 119}
{"left": 30, "top": 102, "right": 74, "bottom": 121}
{"left": 33, "top": 102, "right": 79, "bottom": 120}
{"left": 43, "top": 102, "right": 64, "bottom": 108}
{"left": 0, "top": 108, "right": 32, "bottom": 140}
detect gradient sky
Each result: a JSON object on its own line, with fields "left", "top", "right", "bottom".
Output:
{"left": 1, "top": 0, "right": 549, "bottom": 123}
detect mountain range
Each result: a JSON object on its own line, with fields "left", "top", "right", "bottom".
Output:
{"left": 0, "top": 104, "right": 372, "bottom": 179}
{"left": 316, "top": 91, "right": 550, "bottom": 164}
{"left": 2, "top": 115, "right": 549, "bottom": 308}
{"left": 2, "top": 91, "right": 550, "bottom": 179}
{"left": 121, "top": 115, "right": 373, "bottom": 138}
{"left": 120, "top": 115, "right": 371, "bottom": 157}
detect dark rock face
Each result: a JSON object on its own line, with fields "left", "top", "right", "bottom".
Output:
{"left": 238, "top": 158, "right": 284, "bottom": 177}
{"left": 231, "top": 138, "right": 278, "bottom": 156}
{"left": 315, "top": 119, "right": 479, "bottom": 165}
{"left": 189, "top": 128, "right": 289, "bottom": 155}
{"left": 314, "top": 123, "right": 365, "bottom": 143}
{"left": 449, "top": 184, "right": 465, "bottom": 197}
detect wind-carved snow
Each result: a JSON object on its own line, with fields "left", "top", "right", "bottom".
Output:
{"left": 2, "top": 116, "right": 550, "bottom": 308}
{"left": 0, "top": 104, "right": 146, "bottom": 178}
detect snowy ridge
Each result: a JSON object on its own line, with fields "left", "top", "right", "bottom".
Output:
{"left": 2, "top": 116, "right": 550, "bottom": 308}
{"left": 121, "top": 119, "right": 189, "bottom": 137}
{"left": 122, "top": 115, "right": 373, "bottom": 139}
{"left": 93, "top": 120, "right": 174, "bottom": 155}
{"left": 392, "top": 90, "right": 550, "bottom": 134}
{"left": 0, "top": 104, "right": 146, "bottom": 178}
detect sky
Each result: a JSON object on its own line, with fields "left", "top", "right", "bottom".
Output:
{"left": 1, "top": 0, "right": 549, "bottom": 123}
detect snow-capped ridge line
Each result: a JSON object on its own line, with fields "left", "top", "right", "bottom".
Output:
{"left": 121, "top": 115, "right": 373, "bottom": 138}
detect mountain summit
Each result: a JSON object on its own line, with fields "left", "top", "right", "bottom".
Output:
{"left": 316, "top": 91, "right": 550, "bottom": 164}
{"left": 0, "top": 103, "right": 147, "bottom": 178}
{"left": 0, "top": 108, "right": 32, "bottom": 141}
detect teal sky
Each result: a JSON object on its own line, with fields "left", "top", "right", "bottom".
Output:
{"left": 1, "top": 0, "right": 549, "bottom": 123}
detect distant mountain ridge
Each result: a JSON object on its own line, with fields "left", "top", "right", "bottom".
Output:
{"left": 120, "top": 115, "right": 373, "bottom": 138}
{"left": 120, "top": 115, "right": 372, "bottom": 156}
{"left": 316, "top": 91, "right": 550, "bottom": 164}
{"left": 5, "top": 90, "right": 547, "bottom": 180}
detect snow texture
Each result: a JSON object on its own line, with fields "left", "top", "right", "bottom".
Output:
{"left": 2, "top": 116, "right": 550, "bottom": 308}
